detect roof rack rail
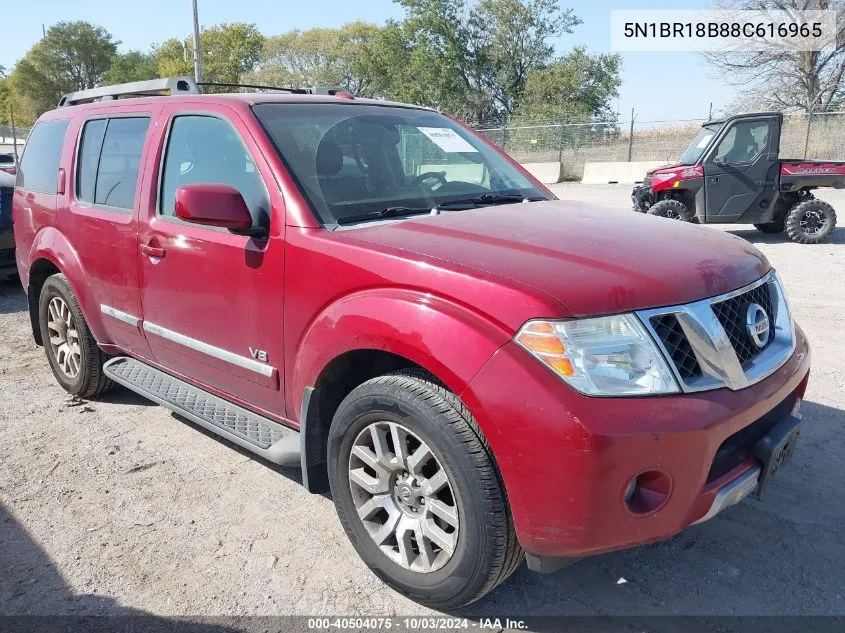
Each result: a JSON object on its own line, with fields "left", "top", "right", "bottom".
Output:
{"left": 58, "top": 77, "right": 200, "bottom": 107}
{"left": 198, "top": 81, "right": 309, "bottom": 94}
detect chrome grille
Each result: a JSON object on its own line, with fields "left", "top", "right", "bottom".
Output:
{"left": 638, "top": 272, "right": 795, "bottom": 393}
{"left": 712, "top": 283, "right": 776, "bottom": 365}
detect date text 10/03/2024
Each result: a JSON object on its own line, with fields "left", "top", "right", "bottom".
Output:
{"left": 306, "top": 617, "right": 528, "bottom": 630}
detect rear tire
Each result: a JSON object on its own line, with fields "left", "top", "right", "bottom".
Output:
{"left": 38, "top": 274, "right": 114, "bottom": 398}
{"left": 785, "top": 199, "right": 837, "bottom": 244}
{"left": 647, "top": 199, "right": 693, "bottom": 221}
{"left": 754, "top": 217, "right": 786, "bottom": 234}
{"left": 327, "top": 369, "right": 522, "bottom": 609}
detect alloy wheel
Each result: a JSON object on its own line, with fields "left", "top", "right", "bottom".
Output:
{"left": 47, "top": 296, "right": 82, "bottom": 379}
{"left": 348, "top": 421, "right": 459, "bottom": 573}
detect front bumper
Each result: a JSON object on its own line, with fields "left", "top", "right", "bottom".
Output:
{"left": 459, "top": 324, "right": 811, "bottom": 560}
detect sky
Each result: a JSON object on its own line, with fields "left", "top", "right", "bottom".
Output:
{"left": 1, "top": 0, "right": 737, "bottom": 122}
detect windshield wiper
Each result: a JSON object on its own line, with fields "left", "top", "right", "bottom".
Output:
{"left": 335, "top": 195, "right": 546, "bottom": 226}
{"left": 336, "top": 206, "right": 431, "bottom": 225}
{"left": 434, "top": 193, "right": 544, "bottom": 210}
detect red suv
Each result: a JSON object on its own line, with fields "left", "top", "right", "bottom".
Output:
{"left": 13, "top": 77, "right": 810, "bottom": 608}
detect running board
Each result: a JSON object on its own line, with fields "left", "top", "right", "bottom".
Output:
{"left": 103, "top": 357, "right": 300, "bottom": 466}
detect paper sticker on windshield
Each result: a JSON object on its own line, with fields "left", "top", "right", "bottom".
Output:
{"left": 418, "top": 127, "right": 478, "bottom": 153}
{"left": 697, "top": 134, "right": 714, "bottom": 148}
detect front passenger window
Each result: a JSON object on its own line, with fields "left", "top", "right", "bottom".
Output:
{"left": 714, "top": 121, "right": 771, "bottom": 165}
{"left": 159, "top": 115, "right": 269, "bottom": 227}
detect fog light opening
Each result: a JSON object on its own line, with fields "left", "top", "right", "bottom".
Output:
{"left": 623, "top": 470, "right": 671, "bottom": 514}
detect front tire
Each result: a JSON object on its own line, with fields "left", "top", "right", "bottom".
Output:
{"left": 647, "top": 199, "right": 693, "bottom": 221}
{"left": 785, "top": 199, "right": 837, "bottom": 244}
{"left": 327, "top": 370, "right": 522, "bottom": 609}
{"left": 38, "top": 274, "right": 114, "bottom": 398}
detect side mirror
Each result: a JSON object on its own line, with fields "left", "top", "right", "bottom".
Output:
{"left": 175, "top": 184, "right": 263, "bottom": 236}
{"left": 713, "top": 155, "right": 726, "bottom": 166}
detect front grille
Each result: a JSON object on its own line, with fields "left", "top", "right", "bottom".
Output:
{"left": 712, "top": 283, "right": 776, "bottom": 365}
{"left": 650, "top": 314, "right": 701, "bottom": 379}
{"left": 638, "top": 273, "right": 794, "bottom": 393}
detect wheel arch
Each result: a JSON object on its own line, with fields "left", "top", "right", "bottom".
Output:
{"left": 25, "top": 228, "right": 105, "bottom": 346}
{"left": 292, "top": 289, "right": 512, "bottom": 493}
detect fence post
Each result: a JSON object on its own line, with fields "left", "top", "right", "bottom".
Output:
{"left": 557, "top": 117, "right": 567, "bottom": 163}
{"left": 502, "top": 116, "right": 510, "bottom": 152}
{"left": 9, "top": 103, "right": 19, "bottom": 163}
{"left": 803, "top": 113, "right": 812, "bottom": 160}
{"left": 627, "top": 108, "right": 635, "bottom": 162}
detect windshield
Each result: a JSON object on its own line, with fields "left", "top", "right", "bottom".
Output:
{"left": 253, "top": 103, "right": 548, "bottom": 225}
{"left": 678, "top": 123, "right": 722, "bottom": 165}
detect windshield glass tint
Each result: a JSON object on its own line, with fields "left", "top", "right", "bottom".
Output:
{"left": 679, "top": 124, "right": 721, "bottom": 165}
{"left": 253, "top": 104, "right": 547, "bottom": 225}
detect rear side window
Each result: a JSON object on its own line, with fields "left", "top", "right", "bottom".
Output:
{"left": 76, "top": 119, "right": 107, "bottom": 203}
{"left": 75, "top": 116, "right": 150, "bottom": 210}
{"left": 16, "top": 120, "right": 70, "bottom": 194}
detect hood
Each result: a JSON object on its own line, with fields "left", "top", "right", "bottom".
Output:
{"left": 647, "top": 163, "right": 687, "bottom": 175}
{"left": 343, "top": 201, "right": 770, "bottom": 318}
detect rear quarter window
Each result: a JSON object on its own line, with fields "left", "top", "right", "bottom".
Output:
{"left": 16, "top": 120, "right": 70, "bottom": 194}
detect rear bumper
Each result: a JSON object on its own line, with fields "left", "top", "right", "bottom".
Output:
{"left": 460, "top": 324, "right": 811, "bottom": 559}
{"left": 0, "top": 231, "right": 15, "bottom": 280}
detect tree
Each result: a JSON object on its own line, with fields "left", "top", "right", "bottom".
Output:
{"left": 251, "top": 22, "right": 386, "bottom": 96}
{"left": 13, "top": 21, "right": 118, "bottom": 117}
{"left": 104, "top": 50, "right": 159, "bottom": 84}
{"left": 392, "top": 0, "right": 580, "bottom": 121}
{"left": 703, "top": 0, "right": 845, "bottom": 113}
{"left": 157, "top": 23, "right": 264, "bottom": 88}
{"left": 515, "top": 48, "right": 621, "bottom": 123}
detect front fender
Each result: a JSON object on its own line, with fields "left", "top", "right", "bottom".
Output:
{"left": 289, "top": 287, "right": 513, "bottom": 419}
{"left": 28, "top": 227, "right": 110, "bottom": 344}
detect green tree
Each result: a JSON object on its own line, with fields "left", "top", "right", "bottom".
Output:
{"left": 104, "top": 50, "right": 159, "bottom": 84}
{"left": 515, "top": 48, "right": 621, "bottom": 123}
{"left": 157, "top": 23, "right": 264, "bottom": 88}
{"left": 13, "top": 21, "right": 119, "bottom": 117}
{"left": 252, "top": 22, "right": 385, "bottom": 96}
{"left": 392, "top": 0, "right": 580, "bottom": 121}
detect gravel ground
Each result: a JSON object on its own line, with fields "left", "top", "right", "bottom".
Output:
{"left": 1, "top": 183, "right": 844, "bottom": 626}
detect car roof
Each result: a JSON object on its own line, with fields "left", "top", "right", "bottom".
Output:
{"left": 38, "top": 92, "right": 434, "bottom": 121}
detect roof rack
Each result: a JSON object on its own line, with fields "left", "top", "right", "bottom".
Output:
{"left": 58, "top": 77, "right": 200, "bottom": 107}
{"left": 198, "top": 81, "right": 309, "bottom": 94}
{"left": 57, "top": 77, "right": 355, "bottom": 108}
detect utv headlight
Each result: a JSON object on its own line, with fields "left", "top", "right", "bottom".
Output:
{"left": 515, "top": 315, "right": 679, "bottom": 396}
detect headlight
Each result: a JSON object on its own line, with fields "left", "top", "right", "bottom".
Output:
{"left": 514, "top": 315, "right": 679, "bottom": 396}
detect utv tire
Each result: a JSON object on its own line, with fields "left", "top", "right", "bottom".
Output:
{"left": 647, "top": 199, "right": 693, "bottom": 221}
{"left": 38, "top": 274, "right": 114, "bottom": 398}
{"left": 327, "top": 369, "right": 523, "bottom": 609}
{"left": 754, "top": 217, "right": 786, "bottom": 234}
{"left": 786, "top": 199, "right": 837, "bottom": 244}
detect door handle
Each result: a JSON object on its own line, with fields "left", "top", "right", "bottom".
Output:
{"left": 709, "top": 176, "right": 719, "bottom": 183}
{"left": 140, "top": 244, "right": 166, "bottom": 258}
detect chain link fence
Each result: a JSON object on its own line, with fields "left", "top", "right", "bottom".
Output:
{"left": 471, "top": 111, "right": 845, "bottom": 181}
{"left": 0, "top": 124, "right": 30, "bottom": 161}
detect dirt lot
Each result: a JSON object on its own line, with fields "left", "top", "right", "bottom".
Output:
{"left": 1, "top": 183, "right": 844, "bottom": 625}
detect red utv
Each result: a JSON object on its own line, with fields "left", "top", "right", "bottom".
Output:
{"left": 632, "top": 112, "right": 840, "bottom": 243}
